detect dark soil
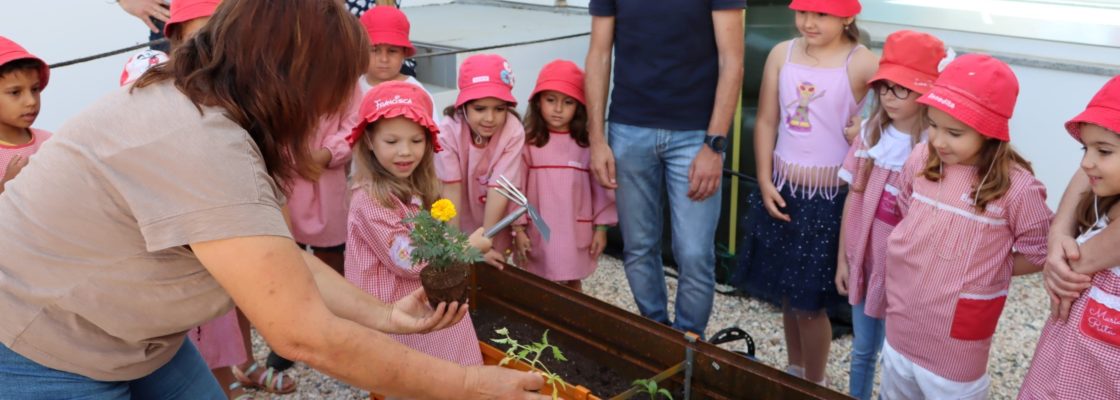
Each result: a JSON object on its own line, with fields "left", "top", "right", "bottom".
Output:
{"left": 472, "top": 306, "right": 638, "bottom": 397}
{"left": 419, "top": 263, "right": 469, "bottom": 309}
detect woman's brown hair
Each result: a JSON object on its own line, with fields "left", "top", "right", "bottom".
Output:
{"left": 352, "top": 121, "right": 441, "bottom": 209}
{"left": 851, "top": 95, "right": 927, "bottom": 193}
{"left": 134, "top": 0, "right": 369, "bottom": 185}
{"left": 921, "top": 138, "right": 1033, "bottom": 213}
{"left": 523, "top": 93, "right": 589, "bottom": 148}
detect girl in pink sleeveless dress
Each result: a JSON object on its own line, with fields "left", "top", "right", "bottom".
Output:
{"left": 1020, "top": 76, "right": 1120, "bottom": 400}
{"left": 732, "top": 0, "right": 877, "bottom": 386}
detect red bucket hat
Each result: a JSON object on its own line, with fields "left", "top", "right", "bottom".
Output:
{"left": 349, "top": 81, "right": 442, "bottom": 152}
{"left": 0, "top": 35, "right": 49, "bottom": 90}
{"left": 1067, "top": 75, "right": 1120, "bottom": 141}
{"left": 359, "top": 6, "right": 416, "bottom": 57}
{"left": 531, "top": 60, "right": 585, "bottom": 105}
{"left": 456, "top": 54, "right": 516, "bottom": 108}
{"left": 868, "top": 30, "right": 947, "bottom": 94}
{"left": 120, "top": 49, "right": 169, "bottom": 86}
{"left": 164, "top": 0, "right": 220, "bottom": 36}
{"left": 789, "top": 0, "right": 861, "bottom": 18}
{"left": 918, "top": 54, "right": 1018, "bottom": 142}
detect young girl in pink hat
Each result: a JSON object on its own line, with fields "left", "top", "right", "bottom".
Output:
{"left": 1019, "top": 76, "right": 1120, "bottom": 400}
{"left": 516, "top": 60, "right": 617, "bottom": 291}
{"left": 732, "top": 0, "right": 878, "bottom": 386}
{"left": 358, "top": 6, "right": 440, "bottom": 123}
{"left": 436, "top": 54, "right": 526, "bottom": 263}
{"left": 833, "top": 30, "right": 947, "bottom": 400}
{"left": 0, "top": 35, "right": 51, "bottom": 196}
{"left": 346, "top": 81, "right": 491, "bottom": 368}
{"left": 879, "top": 54, "right": 1051, "bottom": 399}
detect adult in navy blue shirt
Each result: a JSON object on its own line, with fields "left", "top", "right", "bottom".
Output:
{"left": 585, "top": 0, "right": 744, "bottom": 336}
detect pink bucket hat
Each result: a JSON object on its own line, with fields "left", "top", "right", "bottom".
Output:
{"left": 918, "top": 54, "right": 1019, "bottom": 142}
{"left": 120, "top": 49, "right": 170, "bottom": 86}
{"left": 1066, "top": 75, "right": 1120, "bottom": 141}
{"left": 349, "top": 81, "right": 442, "bottom": 152}
{"left": 0, "top": 35, "right": 49, "bottom": 90}
{"left": 531, "top": 60, "right": 585, "bottom": 105}
{"left": 455, "top": 54, "right": 516, "bottom": 108}
{"left": 359, "top": 6, "right": 416, "bottom": 57}
{"left": 789, "top": 0, "right": 862, "bottom": 18}
{"left": 164, "top": 0, "right": 221, "bottom": 37}
{"left": 868, "top": 30, "right": 947, "bottom": 94}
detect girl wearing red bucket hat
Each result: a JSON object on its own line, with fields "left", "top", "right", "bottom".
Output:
{"left": 358, "top": 5, "right": 440, "bottom": 124}
{"left": 516, "top": 60, "right": 617, "bottom": 292}
{"left": 832, "top": 29, "right": 946, "bottom": 400}
{"left": 164, "top": 0, "right": 221, "bottom": 48}
{"left": 345, "top": 81, "right": 494, "bottom": 369}
{"left": 1020, "top": 76, "right": 1120, "bottom": 399}
{"left": 0, "top": 35, "right": 52, "bottom": 197}
{"left": 877, "top": 54, "right": 1052, "bottom": 399}
{"left": 435, "top": 54, "right": 526, "bottom": 262}
{"left": 732, "top": 0, "right": 878, "bottom": 386}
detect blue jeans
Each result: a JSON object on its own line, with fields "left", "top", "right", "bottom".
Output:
{"left": 0, "top": 339, "right": 224, "bottom": 399}
{"left": 850, "top": 303, "right": 886, "bottom": 400}
{"left": 609, "top": 122, "right": 721, "bottom": 336}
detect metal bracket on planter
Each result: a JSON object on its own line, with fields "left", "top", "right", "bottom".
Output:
{"left": 709, "top": 326, "right": 756, "bottom": 359}
{"left": 683, "top": 332, "right": 699, "bottom": 400}
{"left": 482, "top": 175, "right": 551, "bottom": 241}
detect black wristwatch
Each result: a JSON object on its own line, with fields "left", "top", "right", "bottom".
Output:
{"left": 704, "top": 134, "right": 728, "bottom": 154}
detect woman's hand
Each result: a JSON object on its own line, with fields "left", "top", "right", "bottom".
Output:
{"left": 835, "top": 257, "right": 849, "bottom": 296}
{"left": 464, "top": 366, "right": 549, "bottom": 400}
{"left": 117, "top": 0, "right": 171, "bottom": 33}
{"left": 513, "top": 228, "right": 531, "bottom": 267}
{"left": 383, "top": 288, "right": 469, "bottom": 335}
{"left": 590, "top": 229, "right": 607, "bottom": 260}
{"left": 759, "top": 182, "right": 791, "bottom": 222}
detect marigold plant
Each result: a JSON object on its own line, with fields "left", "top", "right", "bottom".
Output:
{"left": 404, "top": 199, "right": 482, "bottom": 270}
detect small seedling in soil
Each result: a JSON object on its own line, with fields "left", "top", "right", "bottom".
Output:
{"left": 491, "top": 328, "right": 570, "bottom": 400}
{"left": 632, "top": 378, "right": 673, "bottom": 400}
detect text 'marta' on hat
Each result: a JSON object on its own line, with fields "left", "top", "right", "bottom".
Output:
{"left": 349, "top": 81, "right": 441, "bottom": 152}
{"left": 165, "top": 0, "right": 221, "bottom": 36}
{"left": 455, "top": 54, "right": 516, "bottom": 108}
{"left": 531, "top": 59, "right": 585, "bottom": 105}
{"left": 918, "top": 54, "right": 1019, "bottom": 142}
{"left": 0, "top": 35, "right": 50, "bottom": 90}
{"left": 1067, "top": 75, "right": 1120, "bottom": 141}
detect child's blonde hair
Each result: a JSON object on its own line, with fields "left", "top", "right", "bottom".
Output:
{"left": 352, "top": 121, "right": 441, "bottom": 208}
{"left": 921, "top": 137, "right": 1033, "bottom": 213}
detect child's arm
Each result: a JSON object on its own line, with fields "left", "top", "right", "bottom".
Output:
{"left": 1012, "top": 252, "right": 1043, "bottom": 276}
{"left": 754, "top": 41, "right": 790, "bottom": 222}
{"left": 435, "top": 129, "right": 464, "bottom": 227}
{"left": 590, "top": 179, "right": 618, "bottom": 260}
{"left": 0, "top": 155, "right": 29, "bottom": 195}
{"left": 318, "top": 86, "right": 363, "bottom": 170}
{"left": 835, "top": 192, "right": 854, "bottom": 295}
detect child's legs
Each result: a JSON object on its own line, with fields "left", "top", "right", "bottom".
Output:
{"left": 663, "top": 128, "right": 720, "bottom": 336}
{"left": 880, "top": 340, "right": 989, "bottom": 400}
{"left": 793, "top": 307, "right": 832, "bottom": 384}
{"left": 782, "top": 301, "right": 803, "bottom": 371}
{"left": 849, "top": 303, "right": 886, "bottom": 400}
{"left": 610, "top": 122, "right": 669, "bottom": 325}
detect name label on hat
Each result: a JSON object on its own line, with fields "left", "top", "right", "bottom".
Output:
{"left": 926, "top": 93, "right": 955, "bottom": 109}
{"left": 472, "top": 76, "right": 491, "bottom": 84}
{"left": 376, "top": 95, "right": 413, "bottom": 110}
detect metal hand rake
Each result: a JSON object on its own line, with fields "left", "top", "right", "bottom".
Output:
{"left": 482, "top": 175, "right": 550, "bottom": 242}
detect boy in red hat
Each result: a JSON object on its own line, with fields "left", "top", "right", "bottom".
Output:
{"left": 1020, "top": 75, "right": 1120, "bottom": 400}
{"left": 835, "top": 29, "right": 947, "bottom": 400}
{"left": 0, "top": 36, "right": 51, "bottom": 196}
{"left": 880, "top": 54, "right": 1052, "bottom": 399}
{"left": 359, "top": 6, "right": 439, "bottom": 123}
{"left": 517, "top": 59, "right": 617, "bottom": 291}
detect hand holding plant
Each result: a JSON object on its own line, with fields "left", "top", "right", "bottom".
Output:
{"left": 492, "top": 328, "right": 570, "bottom": 400}
{"left": 405, "top": 199, "right": 484, "bottom": 308}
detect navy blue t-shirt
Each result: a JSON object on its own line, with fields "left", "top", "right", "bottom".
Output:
{"left": 590, "top": 0, "right": 745, "bottom": 131}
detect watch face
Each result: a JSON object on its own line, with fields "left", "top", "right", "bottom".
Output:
{"left": 709, "top": 135, "right": 727, "bottom": 152}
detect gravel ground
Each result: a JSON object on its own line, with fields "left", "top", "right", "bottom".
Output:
{"left": 246, "top": 255, "right": 1049, "bottom": 399}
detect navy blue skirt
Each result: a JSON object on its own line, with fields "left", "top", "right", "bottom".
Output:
{"left": 731, "top": 185, "right": 848, "bottom": 311}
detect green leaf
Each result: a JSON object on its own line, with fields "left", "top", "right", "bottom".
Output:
{"left": 551, "top": 347, "right": 567, "bottom": 362}
{"left": 541, "top": 330, "right": 550, "bottom": 346}
{"left": 517, "top": 349, "right": 530, "bottom": 359}
{"left": 658, "top": 388, "right": 674, "bottom": 400}
{"left": 491, "top": 338, "right": 509, "bottom": 345}
{"left": 495, "top": 327, "right": 509, "bottom": 336}
{"left": 499, "top": 357, "right": 512, "bottom": 367}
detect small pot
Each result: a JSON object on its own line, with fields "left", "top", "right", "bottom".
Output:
{"left": 419, "top": 262, "right": 470, "bottom": 309}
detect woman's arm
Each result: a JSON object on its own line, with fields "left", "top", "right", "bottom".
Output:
{"left": 192, "top": 235, "right": 546, "bottom": 399}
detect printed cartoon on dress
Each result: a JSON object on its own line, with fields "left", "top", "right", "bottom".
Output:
{"left": 786, "top": 81, "right": 824, "bottom": 131}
